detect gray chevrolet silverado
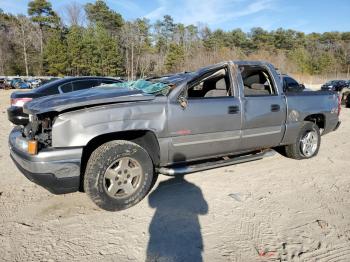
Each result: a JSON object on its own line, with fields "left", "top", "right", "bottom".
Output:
{"left": 9, "top": 61, "right": 341, "bottom": 211}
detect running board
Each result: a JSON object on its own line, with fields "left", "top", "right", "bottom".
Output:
{"left": 157, "top": 150, "right": 276, "bottom": 176}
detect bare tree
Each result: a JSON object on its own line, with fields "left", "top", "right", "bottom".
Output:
{"left": 20, "top": 18, "right": 29, "bottom": 76}
{"left": 0, "top": 31, "right": 8, "bottom": 75}
{"left": 64, "top": 1, "right": 85, "bottom": 27}
{"left": 8, "top": 16, "right": 41, "bottom": 76}
{"left": 14, "top": 16, "right": 33, "bottom": 77}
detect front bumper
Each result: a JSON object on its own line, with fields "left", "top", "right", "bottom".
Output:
{"left": 9, "top": 128, "right": 82, "bottom": 194}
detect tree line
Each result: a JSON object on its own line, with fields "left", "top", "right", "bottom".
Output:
{"left": 0, "top": 0, "right": 349, "bottom": 79}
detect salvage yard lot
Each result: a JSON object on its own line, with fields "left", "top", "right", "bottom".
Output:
{"left": 0, "top": 90, "right": 349, "bottom": 261}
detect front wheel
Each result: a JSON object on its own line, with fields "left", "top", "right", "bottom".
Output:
{"left": 84, "top": 140, "right": 155, "bottom": 211}
{"left": 285, "top": 122, "right": 321, "bottom": 160}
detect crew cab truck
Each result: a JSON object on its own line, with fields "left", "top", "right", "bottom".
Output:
{"left": 9, "top": 61, "right": 341, "bottom": 211}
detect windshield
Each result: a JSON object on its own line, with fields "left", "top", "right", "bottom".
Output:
{"left": 101, "top": 79, "right": 170, "bottom": 95}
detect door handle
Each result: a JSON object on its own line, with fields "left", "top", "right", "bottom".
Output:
{"left": 271, "top": 104, "right": 280, "bottom": 112}
{"left": 228, "top": 105, "right": 240, "bottom": 114}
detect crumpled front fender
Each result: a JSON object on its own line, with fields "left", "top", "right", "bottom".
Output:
{"left": 52, "top": 100, "right": 167, "bottom": 148}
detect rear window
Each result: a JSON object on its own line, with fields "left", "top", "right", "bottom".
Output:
{"left": 72, "top": 80, "right": 99, "bottom": 91}
{"left": 60, "top": 82, "right": 73, "bottom": 93}
{"left": 98, "top": 79, "right": 120, "bottom": 85}
{"left": 35, "top": 79, "right": 66, "bottom": 95}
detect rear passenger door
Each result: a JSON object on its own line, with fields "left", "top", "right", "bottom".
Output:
{"left": 238, "top": 65, "right": 286, "bottom": 150}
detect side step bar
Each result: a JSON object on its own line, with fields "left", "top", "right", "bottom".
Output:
{"left": 157, "top": 150, "right": 275, "bottom": 176}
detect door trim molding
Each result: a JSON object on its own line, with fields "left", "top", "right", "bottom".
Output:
{"left": 172, "top": 130, "right": 241, "bottom": 147}
{"left": 242, "top": 126, "right": 281, "bottom": 138}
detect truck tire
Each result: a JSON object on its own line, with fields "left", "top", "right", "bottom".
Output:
{"left": 285, "top": 121, "right": 321, "bottom": 160}
{"left": 84, "top": 140, "right": 155, "bottom": 211}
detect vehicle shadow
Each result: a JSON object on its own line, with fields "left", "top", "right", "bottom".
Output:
{"left": 146, "top": 173, "right": 208, "bottom": 262}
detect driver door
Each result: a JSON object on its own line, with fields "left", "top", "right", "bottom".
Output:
{"left": 167, "top": 67, "right": 242, "bottom": 163}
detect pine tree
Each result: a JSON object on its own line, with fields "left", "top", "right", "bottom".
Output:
{"left": 84, "top": 0, "right": 123, "bottom": 33}
{"left": 44, "top": 30, "right": 67, "bottom": 76}
{"left": 67, "top": 25, "right": 84, "bottom": 75}
{"left": 165, "top": 43, "right": 185, "bottom": 72}
{"left": 28, "top": 0, "right": 60, "bottom": 74}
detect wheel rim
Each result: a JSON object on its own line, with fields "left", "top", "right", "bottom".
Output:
{"left": 103, "top": 157, "right": 143, "bottom": 199}
{"left": 300, "top": 130, "right": 318, "bottom": 157}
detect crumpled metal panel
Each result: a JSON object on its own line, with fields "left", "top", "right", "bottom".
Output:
{"left": 52, "top": 97, "right": 168, "bottom": 148}
{"left": 24, "top": 87, "right": 155, "bottom": 115}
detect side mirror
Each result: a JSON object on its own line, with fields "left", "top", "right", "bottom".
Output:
{"left": 300, "top": 84, "right": 305, "bottom": 89}
{"left": 178, "top": 95, "right": 188, "bottom": 109}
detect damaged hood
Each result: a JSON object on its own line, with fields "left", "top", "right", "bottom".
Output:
{"left": 24, "top": 86, "right": 155, "bottom": 115}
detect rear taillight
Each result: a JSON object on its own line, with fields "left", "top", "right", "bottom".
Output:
{"left": 11, "top": 97, "right": 32, "bottom": 107}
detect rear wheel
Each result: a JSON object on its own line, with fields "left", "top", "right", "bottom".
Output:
{"left": 84, "top": 140, "right": 155, "bottom": 211}
{"left": 285, "top": 122, "right": 321, "bottom": 160}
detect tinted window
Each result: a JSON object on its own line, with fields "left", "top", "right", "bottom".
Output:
{"left": 60, "top": 82, "right": 73, "bottom": 93}
{"left": 72, "top": 80, "right": 99, "bottom": 91}
{"left": 98, "top": 79, "right": 120, "bottom": 85}
{"left": 35, "top": 78, "right": 67, "bottom": 95}
{"left": 285, "top": 77, "right": 299, "bottom": 89}
{"left": 39, "top": 84, "right": 60, "bottom": 95}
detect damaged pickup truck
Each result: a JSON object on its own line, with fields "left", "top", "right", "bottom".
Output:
{"left": 9, "top": 61, "right": 341, "bottom": 211}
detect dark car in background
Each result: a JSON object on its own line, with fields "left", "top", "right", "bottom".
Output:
{"left": 0, "top": 78, "right": 6, "bottom": 89}
{"left": 8, "top": 76, "right": 122, "bottom": 125}
{"left": 282, "top": 74, "right": 306, "bottom": 92}
{"left": 39, "top": 77, "right": 61, "bottom": 86}
{"left": 346, "top": 94, "right": 350, "bottom": 108}
{"left": 321, "top": 80, "right": 349, "bottom": 92}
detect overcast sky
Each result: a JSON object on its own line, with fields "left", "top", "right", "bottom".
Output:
{"left": 1, "top": 0, "right": 349, "bottom": 33}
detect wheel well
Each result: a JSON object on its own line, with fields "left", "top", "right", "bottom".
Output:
{"left": 79, "top": 130, "right": 160, "bottom": 192}
{"left": 304, "top": 114, "right": 325, "bottom": 129}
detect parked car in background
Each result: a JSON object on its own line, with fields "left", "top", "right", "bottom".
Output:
{"left": 282, "top": 74, "right": 306, "bottom": 92}
{"left": 10, "top": 78, "right": 22, "bottom": 89}
{"left": 345, "top": 94, "right": 350, "bottom": 108}
{"left": 39, "top": 77, "right": 60, "bottom": 86}
{"left": 15, "top": 80, "right": 30, "bottom": 89}
{"left": 0, "top": 78, "right": 6, "bottom": 89}
{"left": 321, "top": 80, "right": 349, "bottom": 92}
{"left": 26, "top": 79, "right": 42, "bottom": 89}
{"left": 8, "top": 76, "right": 122, "bottom": 125}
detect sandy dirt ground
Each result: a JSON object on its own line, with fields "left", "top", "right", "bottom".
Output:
{"left": 0, "top": 89, "right": 349, "bottom": 262}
